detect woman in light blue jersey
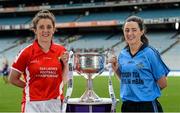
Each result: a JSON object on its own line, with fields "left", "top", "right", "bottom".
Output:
{"left": 109, "top": 16, "right": 169, "bottom": 112}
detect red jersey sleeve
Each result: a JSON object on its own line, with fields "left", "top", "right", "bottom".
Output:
{"left": 12, "top": 48, "right": 30, "bottom": 73}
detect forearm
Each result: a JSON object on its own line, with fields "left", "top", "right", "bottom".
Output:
{"left": 62, "top": 64, "right": 69, "bottom": 85}
{"left": 8, "top": 70, "right": 26, "bottom": 88}
{"left": 157, "top": 76, "right": 167, "bottom": 90}
{"left": 114, "top": 68, "right": 121, "bottom": 80}
{"left": 111, "top": 62, "right": 120, "bottom": 80}
{"left": 10, "top": 79, "right": 26, "bottom": 88}
{"left": 8, "top": 75, "right": 25, "bottom": 88}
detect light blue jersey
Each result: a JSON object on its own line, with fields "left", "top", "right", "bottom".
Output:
{"left": 118, "top": 44, "right": 169, "bottom": 102}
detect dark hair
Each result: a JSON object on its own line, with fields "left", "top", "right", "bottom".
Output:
{"left": 31, "top": 10, "right": 56, "bottom": 29}
{"left": 123, "top": 15, "right": 149, "bottom": 45}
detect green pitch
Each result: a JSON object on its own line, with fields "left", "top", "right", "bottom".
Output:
{"left": 0, "top": 76, "right": 180, "bottom": 112}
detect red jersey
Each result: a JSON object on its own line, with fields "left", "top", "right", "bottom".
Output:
{"left": 12, "top": 40, "right": 66, "bottom": 102}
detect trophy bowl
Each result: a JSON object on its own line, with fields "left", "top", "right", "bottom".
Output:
{"left": 75, "top": 53, "right": 105, "bottom": 74}
{"left": 75, "top": 52, "right": 106, "bottom": 102}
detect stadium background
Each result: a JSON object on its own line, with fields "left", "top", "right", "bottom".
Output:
{"left": 0, "top": 0, "right": 180, "bottom": 112}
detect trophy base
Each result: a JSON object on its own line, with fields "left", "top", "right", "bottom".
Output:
{"left": 66, "top": 98, "right": 112, "bottom": 112}
{"left": 80, "top": 89, "right": 102, "bottom": 103}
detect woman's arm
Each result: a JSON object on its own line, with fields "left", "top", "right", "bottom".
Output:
{"left": 62, "top": 64, "right": 69, "bottom": 85}
{"left": 114, "top": 67, "right": 121, "bottom": 80}
{"left": 8, "top": 69, "right": 25, "bottom": 88}
{"left": 109, "top": 56, "right": 120, "bottom": 80}
{"left": 157, "top": 76, "right": 167, "bottom": 90}
{"left": 60, "top": 51, "right": 69, "bottom": 85}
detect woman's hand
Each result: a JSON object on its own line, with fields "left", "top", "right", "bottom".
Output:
{"left": 59, "top": 51, "right": 70, "bottom": 84}
{"left": 108, "top": 55, "right": 118, "bottom": 72}
{"left": 59, "top": 51, "right": 69, "bottom": 66}
{"left": 108, "top": 55, "right": 120, "bottom": 80}
{"left": 157, "top": 76, "right": 167, "bottom": 90}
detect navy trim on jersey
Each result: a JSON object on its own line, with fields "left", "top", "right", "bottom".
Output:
{"left": 126, "top": 43, "right": 148, "bottom": 58}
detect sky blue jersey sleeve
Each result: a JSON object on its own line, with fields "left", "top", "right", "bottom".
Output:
{"left": 147, "top": 47, "right": 170, "bottom": 80}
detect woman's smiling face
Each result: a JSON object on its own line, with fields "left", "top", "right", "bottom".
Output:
{"left": 123, "top": 21, "right": 144, "bottom": 45}
{"left": 34, "top": 18, "right": 55, "bottom": 43}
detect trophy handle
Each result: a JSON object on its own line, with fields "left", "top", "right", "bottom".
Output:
{"left": 62, "top": 50, "right": 74, "bottom": 112}
{"left": 76, "top": 70, "right": 88, "bottom": 79}
{"left": 91, "top": 54, "right": 106, "bottom": 79}
{"left": 106, "top": 48, "right": 117, "bottom": 112}
{"left": 91, "top": 68, "right": 105, "bottom": 79}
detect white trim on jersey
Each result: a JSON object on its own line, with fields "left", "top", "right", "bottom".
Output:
{"left": 14, "top": 44, "right": 32, "bottom": 63}
{"left": 11, "top": 67, "right": 23, "bottom": 74}
{"left": 58, "top": 81, "right": 64, "bottom": 99}
{"left": 25, "top": 67, "right": 30, "bottom": 101}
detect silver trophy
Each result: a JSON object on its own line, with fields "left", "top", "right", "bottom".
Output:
{"left": 75, "top": 52, "right": 105, "bottom": 102}
{"left": 63, "top": 51, "right": 117, "bottom": 112}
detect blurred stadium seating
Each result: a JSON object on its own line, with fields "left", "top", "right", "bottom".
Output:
{"left": 0, "top": 0, "right": 179, "bottom": 70}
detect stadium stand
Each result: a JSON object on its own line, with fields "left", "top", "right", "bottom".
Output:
{"left": 0, "top": 0, "right": 179, "bottom": 70}
{"left": 56, "top": 14, "right": 80, "bottom": 23}
{"left": 0, "top": 16, "right": 31, "bottom": 25}
{"left": 135, "top": 8, "right": 180, "bottom": 19}
{"left": 146, "top": 31, "right": 177, "bottom": 53}
{"left": 77, "top": 11, "right": 131, "bottom": 22}
{"left": 162, "top": 37, "right": 180, "bottom": 70}
{"left": 0, "top": 37, "right": 17, "bottom": 52}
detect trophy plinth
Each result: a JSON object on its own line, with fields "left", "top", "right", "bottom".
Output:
{"left": 75, "top": 53, "right": 105, "bottom": 103}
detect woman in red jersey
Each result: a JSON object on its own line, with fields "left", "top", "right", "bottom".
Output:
{"left": 8, "top": 10, "right": 69, "bottom": 113}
